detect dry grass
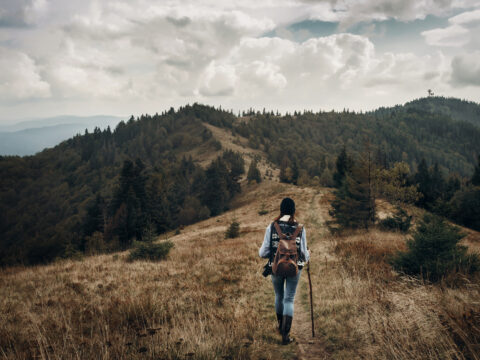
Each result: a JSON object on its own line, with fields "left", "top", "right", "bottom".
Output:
{"left": 201, "top": 123, "right": 279, "bottom": 181}
{"left": 0, "top": 180, "right": 299, "bottom": 360}
{"left": 1, "top": 182, "right": 480, "bottom": 359}
{"left": 307, "top": 224, "right": 480, "bottom": 359}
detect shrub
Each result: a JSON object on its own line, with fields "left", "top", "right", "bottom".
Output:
{"left": 128, "top": 240, "right": 174, "bottom": 262}
{"left": 378, "top": 207, "right": 412, "bottom": 233}
{"left": 258, "top": 203, "right": 268, "bottom": 216}
{"left": 225, "top": 220, "right": 240, "bottom": 239}
{"left": 392, "top": 214, "right": 479, "bottom": 282}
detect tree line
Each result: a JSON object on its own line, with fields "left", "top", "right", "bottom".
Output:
{"left": 1, "top": 100, "right": 479, "bottom": 266}
{"left": 0, "top": 104, "right": 239, "bottom": 266}
{"left": 328, "top": 146, "right": 480, "bottom": 232}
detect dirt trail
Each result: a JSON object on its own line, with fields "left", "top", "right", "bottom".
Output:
{"left": 292, "top": 190, "right": 331, "bottom": 360}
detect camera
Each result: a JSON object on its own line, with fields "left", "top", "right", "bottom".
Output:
{"left": 262, "top": 262, "right": 272, "bottom": 277}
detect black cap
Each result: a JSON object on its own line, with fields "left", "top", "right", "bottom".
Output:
{"left": 280, "top": 197, "right": 295, "bottom": 215}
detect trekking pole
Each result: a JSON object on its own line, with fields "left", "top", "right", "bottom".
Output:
{"left": 307, "top": 261, "right": 315, "bottom": 337}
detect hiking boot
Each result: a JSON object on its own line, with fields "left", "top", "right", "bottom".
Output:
{"left": 281, "top": 315, "right": 294, "bottom": 345}
{"left": 276, "top": 313, "right": 283, "bottom": 334}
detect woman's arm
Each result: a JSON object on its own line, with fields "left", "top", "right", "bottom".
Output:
{"left": 259, "top": 224, "right": 271, "bottom": 258}
{"left": 300, "top": 227, "right": 310, "bottom": 262}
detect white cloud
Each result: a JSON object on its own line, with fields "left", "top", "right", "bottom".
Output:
{"left": 197, "top": 33, "right": 448, "bottom": 105}
{"left": 422, "top": 8, "right": 480, "bottom": 47}
{"left": 0, "top": 0, "right": 48, "bottom": 27}
{"left": 331, "top": 0, "right": 457, "bottom": 29}
{"left": 199, "top": 62, "right": 236, "bottom": 96}
{"left": 45, "top": 2, "right": 276, "bottom": 99}
{"left": 0, "top": 47, "right": 51, "bottom": 100}
{"left": 422, "top": 25, "right": 469, "bottom": 47}
{"left": 449, "top": 8, "right": 480, "bottom": 25}
{"left": 451, "top": 52, "right": 480, "bottom": 86}
{"left": 46, "top": 38, "right": 132, "bottom": 99}
{"left": 0, "top": 0, "right": 479, "bottom": 119}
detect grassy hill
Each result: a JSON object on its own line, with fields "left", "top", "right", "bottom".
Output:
{"left": 1, "top": 181, "right": 479, "bottom": 359}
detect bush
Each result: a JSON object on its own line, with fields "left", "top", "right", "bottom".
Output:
{"left": 128, "top": 240, "right": 174, "bottom": 262}
{"left": 258, "top": 203, "right": 268, "bottom": 216}
{"left": 225, "top": 220, "right": 240, "bottom": 239}
{"left": 378, "top": 207, "right": 412, "bottom": 233}
{"left": 392, "top": 214, "right": 479, "bottom": 282}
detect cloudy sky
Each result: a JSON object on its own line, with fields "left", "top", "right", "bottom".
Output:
{"left": 1, "top": 0, "right": 480, "bottom": 122}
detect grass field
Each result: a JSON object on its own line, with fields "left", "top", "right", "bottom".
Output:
{"left": 1, "top": 181, "right": 479, "bottom": 359}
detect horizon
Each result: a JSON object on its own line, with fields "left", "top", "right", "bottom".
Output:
{"left": 2, "top": 95, "right": 479, "bottom": 127}
{"left": 1, "top": 0, "right": 480, "bottom": 123}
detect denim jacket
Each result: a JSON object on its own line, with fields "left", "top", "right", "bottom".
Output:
{"left": 258, "top": 215, "right": 310, "bottom": 263}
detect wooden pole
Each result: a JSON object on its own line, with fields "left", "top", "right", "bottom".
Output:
{"left": 307, "top": 261, "right": 315, "bottom": 337}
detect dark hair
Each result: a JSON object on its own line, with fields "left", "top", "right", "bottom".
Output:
{"left": 274, "top": 198, "right": 296, "bottom": 224}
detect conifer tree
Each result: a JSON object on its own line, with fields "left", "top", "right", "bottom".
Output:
{"left": 414, "top": 158, "right": 431, "bottom": 207}
{"left": 329, "top": 147, "right": 376, "bottom": 230}
{"left": 392, "top": 214, "right": 479, "bottom": 281}
{"left": 108, "top": 159, "right": 148, "bottom": 247}
{"left": 279, "top": 156, "right": 290, "bottom": 183}
{"left": 247, "top": 160, "right": 262, "bottom": 183}
{"left": 291, "top": 159, "right": 299, "bottom": 185}
{"left": 203, "top": 159, "right": 230, "bottom": 216}
{"left": 333, "top": 146, "right": 353, "bottom": 188}
{"left": 472, "top": 155, "right": 480, "bottom": 186}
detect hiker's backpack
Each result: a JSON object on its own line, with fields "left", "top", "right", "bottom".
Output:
{"left": 271, "top": 222, "right": 303, "bottom": 277}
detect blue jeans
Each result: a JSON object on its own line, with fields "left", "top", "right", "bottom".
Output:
{"left": 271, "top": 270, "right": 301, "bottom": 317}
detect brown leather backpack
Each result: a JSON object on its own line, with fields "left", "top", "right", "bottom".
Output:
{"left": 272, "top": 222, "right": 303, "bottom": 277}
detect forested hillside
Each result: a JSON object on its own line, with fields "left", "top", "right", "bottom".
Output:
{"left": 236, "top": 102, "right": 480, "bottom": 181}
{"left": 405, "top": 96, "right": 480, "bottom": 127}
{"left": 0, "top": 105, "right": 239, "bottom": 265}
{"left": 1, "top": 99, "right": 479, "bottom": 266}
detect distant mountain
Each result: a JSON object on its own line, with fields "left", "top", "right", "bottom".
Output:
{"left": 404, "top": 97, "right": 480, "bottom": 127}
{"left": 0, "top": 115, "right": 123, "bottom": 156}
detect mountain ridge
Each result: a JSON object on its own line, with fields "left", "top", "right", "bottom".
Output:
{"left": 1, "top": 101, "right": 479, "bottom": 266}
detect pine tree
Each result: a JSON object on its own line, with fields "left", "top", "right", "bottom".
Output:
{"left": 247, "top": 160, "right": 262, "bottom": 183}
{"left": 222, "top": 150, "right": 245, "bottom": 181}
{"left": 329, "top": 146, "right": 376, "bottom": 231}
{"left": 83, "top": 194, "right": 106, "bottom": 238}
{"left": 472, "top": 155, "right": 480, "bottom": 186}
{"left": 225, "top": 219, "right": 240, "bottom": 238}
{"left": 430, "top": 162, "right": 446, "bottom": 201}
{"left": 414, "top": 158, "right": 431, "bottom": 207}
{"left": 203, "top": 159, "right": 229, "bottom": 216}
{"left": 279, "top": 156, "right": 290, "bottom": 183}
{"left": 392, "top": 214, "right": 479, "bottom": 281}
{"left": 108, "top": 159, "right": 148, "bottom": 247}
{"left": 333, "top": 146, "right": 353, "bottom": 188}
{"left": 291, "top": 159, "right": 299, "bottom": 185}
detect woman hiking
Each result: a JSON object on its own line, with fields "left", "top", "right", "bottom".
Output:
{"left": 259, "top": 197, "right": 310, "bottom": 345}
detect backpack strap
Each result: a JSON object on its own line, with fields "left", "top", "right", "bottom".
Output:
{"left": 273, "top": 221, "right": 283, "bottom": 238}
{"left": 273, "top": 221, "right": 303, "bottom": 240}
{"left": 292, "top": 224, "right": 303, "bottom": 240}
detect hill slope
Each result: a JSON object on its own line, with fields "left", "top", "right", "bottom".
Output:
{"left": 1, "top": 100, "right": 480, "bottom": 266}
{"left": 404, "top": 96, "right": 480, "bottom": 127}
{"left": 0, "top": 105, "right": 236, "bottom": 265}
{"left": 1, "top": 181, "right": 479, "bottom": 359}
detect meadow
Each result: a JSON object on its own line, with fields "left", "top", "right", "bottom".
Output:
{"left": 1, "top": 181, "right": 479, "bottom": 359}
